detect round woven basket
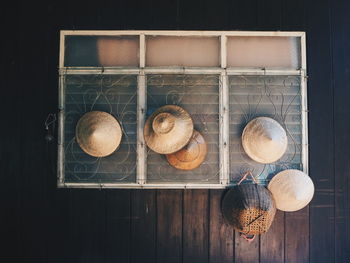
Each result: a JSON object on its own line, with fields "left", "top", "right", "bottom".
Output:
{"left": 222, "top": 184, "right": 276, "bottom": 235}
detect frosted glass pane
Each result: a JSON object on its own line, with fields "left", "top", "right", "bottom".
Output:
{"left": 146, "top": 36, "right": 220, "bottom": 67}
{"left": 64, "top": 36, "right": 139, "bottom": 67}
{"left": 227, "top": 36, "right": 300, "bottom": 68}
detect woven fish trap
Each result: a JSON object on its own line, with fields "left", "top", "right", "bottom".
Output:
{"left": 222, "top": 184, "right": 276, "bottom": 235}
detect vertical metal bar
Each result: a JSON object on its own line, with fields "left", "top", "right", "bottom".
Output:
{"left": 301, "top": 72, "right": 309, "bottom": 175}
{"left": 220, "top": 35, "right": 227, "bottom": 68}
{"left": 57, "top": 74, "right": 65, "bottom": 186}
{"left": 137, "top": 72, "right": 147, "bottom": 184}
{"left": 140, "top": 34, "right": 146, "bottom": 68}
{"left": 59, "top": 31, "right": 65, "bottom": 69}
{"left": 300, "top": 33, "right": 309, "bottom": 175}
{"left": 220, "top": 72, "right": 230, "bottom": 185}
{"left": 220, "top": 34, "right": 229, "bottom": 185}
{"left": 300, "top": 33, "right": 307, "bottom": 70}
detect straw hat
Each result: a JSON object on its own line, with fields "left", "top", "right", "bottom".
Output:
{"left": 144, "top": 105, "right": 194, "bottom": 154}
{"left": 222, "top": 184, "right": 276, "bottom": 235}
{"left": 242, "top": 117, "right": 288, "bottom": 164}
{"left": 268, "top": 169, "right": 314, "bottom": 212}
{"left": 76, "top": 111, "right": 122, "bottom": 157}
{"left": 166, "top": 130, "right": 207, "bottom": 170}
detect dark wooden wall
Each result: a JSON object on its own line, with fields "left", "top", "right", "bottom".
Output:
{"left": 1, "top": 0, "right": 350, "bottom": 262}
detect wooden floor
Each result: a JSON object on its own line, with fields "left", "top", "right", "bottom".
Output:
{"left": 1, "top": 0, "right": 350, "bottom": 262}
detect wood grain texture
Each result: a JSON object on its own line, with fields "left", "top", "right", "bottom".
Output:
{"left": 332, "top": 0, "right": 350, "bottom": 262}
{"left": 209, "top": 190, "right": 234, "bottom": 263}
{"left": 183, "top": 190, "right": 209, "bottom": 263}
{"left": 235, "top": 232, "right": 259, "bottom": 263}
{"left": 131, "top": 190, "right": 156, "bottom": 263}
{"left": 260, "top": 210, "right": 285, "bottom": 263}
{"left": 2, "top": 0, "right": 347, "bottom": 262}
{"left": 70, "top": 190, "right": 106, "bottom": 263}
{"left": 105, "top": 190, "right": 131, "bottom": 263}
{"left": 306, "top": 0, "right": 335, "bottom": 262}
{"left": 157, "top": 190, "right": 183, "bottom": 263}
{"left": 285, "top": 207, "right": 309, "bottom": 263}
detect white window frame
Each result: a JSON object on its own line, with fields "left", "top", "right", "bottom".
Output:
{"left": 58, "top": 30, "right": 308, "bottom": 189}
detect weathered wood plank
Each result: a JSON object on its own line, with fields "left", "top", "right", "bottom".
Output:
{"left": 332, "top": 0, "right": 350, "bottom": 261}
{"left": 285, "top": 207, "right": 309, "bottom": 263}
{"left": 209, "top": 190, "right": 234, "bottom": 263}
{"left": 183, "top": 190, "right": 209, "bottom": 263}
{"left": 157, "top": 190, "right": 183, "bottom": 263}
{"left": 305, "top": 0, "right": 335, "bottom": 262}
{"left": 105, "top": 190, "right": 131, "bottom": 263}
{"left": 131, "top": 190, "right": 156, "bottom": 263}
{"left": 260, "top": 210, "right": 285, "bottom": 263}
{"left": 70, "top": 190, "right": 106, "bottom": 263}
{"left": 235, "top": 232, "right": 259, "bottom": 263}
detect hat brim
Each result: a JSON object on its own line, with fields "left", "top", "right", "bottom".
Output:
{"left": 166, "top": 130, "right": 207, "bottom": 170}
{"left": 242, "top": 117, "right": 288, "bottom": 164}
{"left": 76, "top": 111, "right": 122, "bottom": 157}
{"left": 268, "top": 169, "right": 314, "bottom": 212}
{"left": 144, "top": 105, "right": 194, "bottom": 154}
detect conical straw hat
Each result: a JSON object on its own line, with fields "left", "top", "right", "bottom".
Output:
{"left": 144, "top": 105, "right": 194, "bottom": 154}
{"left": 242, "top": 117, "right": 288, "bottom": 164}
{"left": 76, "top": 111, "right": 122, "bottom": 157}
{"left": 268, "top": 169, "right": 314, "bottom": 212}
{"left": 166, "top": 130, "right": 207, "bottom": 170}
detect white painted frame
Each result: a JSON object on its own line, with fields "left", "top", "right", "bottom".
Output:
{"left": 58, "top": 30, "right": 308, "bottom": 189}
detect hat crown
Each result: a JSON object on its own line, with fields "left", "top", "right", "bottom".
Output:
{"left": 76, "top": 111, "right": 122, "bottom": 157}
{"left": 152, "top": 112, "right": 175, "bottom": 134}
{"left": 89, "top": 125, "right": 108, "bottom": 142}
{"left": 242, "top": 117, "right": 288, "bottom": 164}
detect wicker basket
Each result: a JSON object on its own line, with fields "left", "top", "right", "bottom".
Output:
{"left": 222, "top": 183, "right": 276, "bottom": 236}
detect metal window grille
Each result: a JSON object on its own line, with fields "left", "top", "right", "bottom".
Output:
{"left": 58, "top": 31, "right": 308, "bottom": 189}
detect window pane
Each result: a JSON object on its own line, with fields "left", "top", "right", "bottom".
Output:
{"left": 63, "top": 75, "right": 137, "bottom": 183}
{"left": 146, "top": 36, "right": 220, "bottom": 67}
{"left": 64, "top": 36, "right": 139, "bottom": 67}
{"left": 229, "top": 75, "right": 303, "bottom": 184}
{"left": 227, "top": 36, "right": 300, "bottom": 68}
{"left": 146, "top": 74, "right": 220, "bottom": 184}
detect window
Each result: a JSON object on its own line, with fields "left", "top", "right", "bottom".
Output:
{"left": 58, "top": 31, "right": 307, "bottom": 188}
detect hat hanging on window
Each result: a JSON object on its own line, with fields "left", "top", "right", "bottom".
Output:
{"left": 76, "top": 111, "right": 122, "bottom": 157}
{"left": 222, "top": 172, "right": 276, "bottom": 240}
{"left": 166, "top": 130, "right": 207, "bottom": 170}
{"left": 242, "top": 117, "right": 288, "bottom": 164}
{"left": 268, "top": 169, "right": 314, "bottom": 212}
{"left": 144, "top": 105, "right": 194, "bottom": 154}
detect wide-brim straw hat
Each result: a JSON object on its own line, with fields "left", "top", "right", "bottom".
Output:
{"left": 144, "top": 105, "right": 194, "bottom": 154}
{"left": 166, "top": 130, "right": 207, "bottom": 170}
{"left": 242, "top": 117, "right": 288, "bottom": 164}
{"left": 268, "top": 169, "right": 314, "bottom": 212}
{"left": 76, "top": 111, "right": 122, "bottom": 157}
{"left": 222, "top": 184, "right": 276, "bottom": 235}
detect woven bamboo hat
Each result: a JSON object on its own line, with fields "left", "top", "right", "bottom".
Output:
{"left": 268, "top": 169, "right": 314, "bottom": 212}
{"left": 144, "top": 105, "right": 194, "bottom": 154}
{"left": 76, "top": 111, "right": 122, "bottom": 157}
{"left": 222, "top": 183, "right": 276, "bottom": 236}
{"left": 242, "top": 117, "right": 288, "bottom": 164}
{"left": 166, "top": 130, "right": 207, "bottom": 170}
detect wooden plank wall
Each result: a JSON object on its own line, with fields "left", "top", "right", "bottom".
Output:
{"left": 1, "top": 0, "right": 350, "bottom": 262}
